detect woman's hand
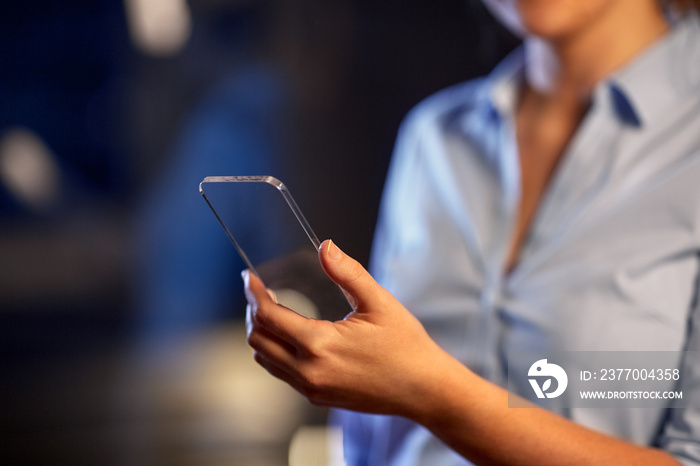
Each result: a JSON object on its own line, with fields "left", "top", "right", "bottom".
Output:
{"left": 244, "top": 239, "right": 682, "bottom": 466}
{"left": 243, "top": 239, "right": 453, "bottom": 416}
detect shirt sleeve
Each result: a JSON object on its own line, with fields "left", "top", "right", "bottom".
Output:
{"left": 369, "top": 105, "right": 423, "bottom": 285}
{"left": 335, "top": 108, "right": 425, "bottom": 466}
{"left": 657, "top": 259, "right": 700, "bottom": 464}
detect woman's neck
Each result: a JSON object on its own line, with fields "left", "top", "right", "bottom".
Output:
{"left": 523, "top": 0, "right": 669, "bottom": 105}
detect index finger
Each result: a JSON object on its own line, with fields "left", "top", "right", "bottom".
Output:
{"left": 242, "top": 269, "right": 310, "bottom": 347}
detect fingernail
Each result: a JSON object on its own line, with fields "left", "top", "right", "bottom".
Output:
{"left": 266, "top": 288, "right": 278, "bottom": 303}
{"left": 327, "top": 240, "right": 342, "bottom": 261}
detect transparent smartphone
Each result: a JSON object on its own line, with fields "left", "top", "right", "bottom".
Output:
{"left": 199, "top": 176, "right": 351, "bottom": 320}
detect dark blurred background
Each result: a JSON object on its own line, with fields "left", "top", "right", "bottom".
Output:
{"left": 0, "top": 1, "right": 517, "bottom": 464}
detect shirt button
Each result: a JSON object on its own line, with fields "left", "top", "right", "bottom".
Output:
{"left": 480, "top": 287, "right": 499, "bottom": 310}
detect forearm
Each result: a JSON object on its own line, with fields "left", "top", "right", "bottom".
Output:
{"left": 244, "top": 243, "right": 682, "bottom": 465}
{"left": 406, "top": 354, "right": 680, "bottom": 466}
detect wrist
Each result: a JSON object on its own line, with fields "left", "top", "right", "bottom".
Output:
{"left": 402, "top": 347, "right": 479, "bottom": 429}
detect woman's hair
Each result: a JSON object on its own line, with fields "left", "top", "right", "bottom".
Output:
{"left": 666, "top": 0, "right": 700, "bottom": 11}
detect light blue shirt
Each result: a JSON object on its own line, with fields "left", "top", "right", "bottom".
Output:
{"left": 337, "top": 13, "right": 700, "bottom": 466}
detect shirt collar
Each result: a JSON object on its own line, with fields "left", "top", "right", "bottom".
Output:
{"left": 477, "top": 12, "right": 700, "bottom": 128}
{"left": 605, "top": 12, "right": 700, "bottom": 128}
{"left": 481, "top": 48, "right": 525, "bottom": 118}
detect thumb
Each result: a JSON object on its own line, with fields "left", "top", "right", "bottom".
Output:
{"left": 319, "top": 239, "right": 387, "bottom": 310}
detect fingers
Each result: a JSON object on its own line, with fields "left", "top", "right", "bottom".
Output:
{"left": 246, "top": 303, "right": 297, "bottom": 368}
{"left": 242, "top": 269, "right": 309, "bottom": 348}
{"left": 318, "top": 240, "right": 387, "bottom": 310}
{"left": 253, "top": 349, "right": 298, "bottom": 387}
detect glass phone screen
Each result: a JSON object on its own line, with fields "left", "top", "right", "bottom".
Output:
{"left": 200, "top": 176, "right": 351, "bottom": 320}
